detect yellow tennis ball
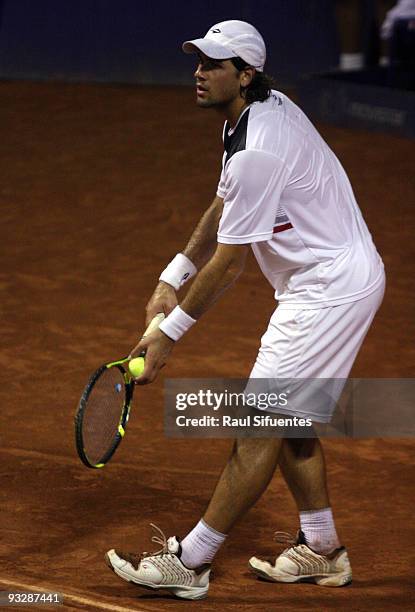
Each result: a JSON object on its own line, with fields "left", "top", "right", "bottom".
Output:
{"left": 128, "top": 356, "right": 145, "bottom": 377}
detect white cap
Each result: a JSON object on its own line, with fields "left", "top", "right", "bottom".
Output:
{"left": 182, "top": 20, "right": 266, "bottom": 72}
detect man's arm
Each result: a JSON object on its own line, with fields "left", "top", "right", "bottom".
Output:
{"left": 145, "top": 196, "right": 223, "bottom": 325}
{"left": 133, "top": 241, "right": 248, "bottom": 383}
{"left": 180, "top": 242, "right": 247, "bottom": 319}
{"left": 182, "top": 195, "right": 224, "bottom": 269}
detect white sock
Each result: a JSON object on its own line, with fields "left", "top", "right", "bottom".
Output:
{"left": 299, "top": 507, "right": 341, "bottom": 555}
{"left": 180, "top": 519, "right": 227, "bottom": 568}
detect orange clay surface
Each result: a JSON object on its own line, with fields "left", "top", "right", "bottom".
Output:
{"left": 0, "top": 82, "right": 414, "bottom": 611}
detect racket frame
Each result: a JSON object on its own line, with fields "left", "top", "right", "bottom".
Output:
{"left": 75, "top": 312, "right": 165, "bottom": 469}
{"left": 74, "top": 358, "right": 134, "bottom": 469}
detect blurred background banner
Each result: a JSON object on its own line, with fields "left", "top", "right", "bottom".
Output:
{"left": 0, "top": 0, "right": 339, "bottom": 84}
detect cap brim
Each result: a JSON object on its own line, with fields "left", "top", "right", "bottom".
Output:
{"left": 182, "top": 38, "right": 238, "bottom": 60}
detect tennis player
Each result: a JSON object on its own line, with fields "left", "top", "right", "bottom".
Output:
{"left": 106, "top": 20, "right": 385, "bottom": 600}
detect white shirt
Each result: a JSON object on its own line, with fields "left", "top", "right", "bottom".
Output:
{"left": 216, "top": 90, "right": 385, "bottom": 309}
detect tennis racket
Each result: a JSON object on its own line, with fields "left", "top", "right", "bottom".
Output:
{"left": 74, "top": 312, "right": 165, "bottom": 469}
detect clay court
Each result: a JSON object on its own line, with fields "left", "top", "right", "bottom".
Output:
{"left": 0, "top": 81, "right": 414, "bottom": 610}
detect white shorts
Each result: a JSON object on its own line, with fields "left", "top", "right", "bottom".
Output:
{"left": 248, "top": 281, "right": 385, "bottom": 423}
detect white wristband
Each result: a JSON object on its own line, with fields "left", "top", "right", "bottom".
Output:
{"left": 159, "top": 253, "right": 197, "bottom": 291}
{"left": 159, "top": 305, "right": 196, "bottom": 341}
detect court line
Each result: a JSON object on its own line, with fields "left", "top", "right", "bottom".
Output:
{"left": 0, "top": 577, "right": 154, "bottom": 612}
{"left": 0, "top": 446, "right": 220, "bottom": 476}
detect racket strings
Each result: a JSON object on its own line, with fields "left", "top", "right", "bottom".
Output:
{"left": 82, "top": 367, "right": 126, "bottom": 465}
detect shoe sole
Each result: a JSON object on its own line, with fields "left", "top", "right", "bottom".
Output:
{"left": 105, "top": 552, "right": 209, "bottom": 600}
{"left": 248, "top": 560, "right": 352, "bottom": 587}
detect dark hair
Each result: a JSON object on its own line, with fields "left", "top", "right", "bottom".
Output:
{"left": 231, "top": 57, "right": 276, "bottom": 104}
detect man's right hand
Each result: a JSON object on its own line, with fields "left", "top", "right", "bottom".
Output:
{"left": 145, "top": 281, "right": 178, "bottom": 327}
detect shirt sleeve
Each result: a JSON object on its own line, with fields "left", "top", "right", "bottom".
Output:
{"left": 217, "top": 149, "right": 289, "bottom": 244}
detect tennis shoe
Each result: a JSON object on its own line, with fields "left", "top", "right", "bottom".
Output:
{"left": 249, "top": 530, "right": 352, "bottom": 587}
{"left": 106, "top": 523, "right": 211, "bottom": 600}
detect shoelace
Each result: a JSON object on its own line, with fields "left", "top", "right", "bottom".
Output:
{"left": 141, "top": 523, "right": 169, "bottom": 558}
{"left": 273, "top": 531, "right": 298, "bottom": 550}
{"left": 273, "top": 531, "right": 298, "bottom": 547}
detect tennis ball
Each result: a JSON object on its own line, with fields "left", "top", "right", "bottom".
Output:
{"left": 129, "top": 356, "right": 145, "bottom": 378}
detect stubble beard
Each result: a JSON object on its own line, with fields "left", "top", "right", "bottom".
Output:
{"left": 196, "top": 96, "right": 215, "bottom": 108}
{"left": 196, "top": 92, "right": 236, "bottom": 110}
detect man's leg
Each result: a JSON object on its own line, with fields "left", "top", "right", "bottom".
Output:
{"left": 248, "top": 434, "right": 351, "bottom": 588}
{"left": 180, "top": 437, "right": 282, "bottom": 568}
{"left": 279, "top": 437, "right": 329, "bottom": 510}
{"left": 279, "top": 437, "right": 340, "bottom": 553}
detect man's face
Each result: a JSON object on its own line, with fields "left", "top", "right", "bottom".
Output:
{"left": 193, "top": 53, "right": 243, "bottom": 108}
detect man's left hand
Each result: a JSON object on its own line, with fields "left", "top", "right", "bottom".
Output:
{"left": 129, "top": 329, "right": 174, "bottom": 385}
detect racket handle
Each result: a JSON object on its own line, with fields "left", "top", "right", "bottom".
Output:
{"left": 143, "top": 312, "right": 165, "bottom": 337}
{"left": 129, "top": 313, "right": 165, "bottom": 361}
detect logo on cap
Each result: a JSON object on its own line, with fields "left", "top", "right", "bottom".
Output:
{"left": 211, "top": 28, "right": 221, "bottom": 33}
